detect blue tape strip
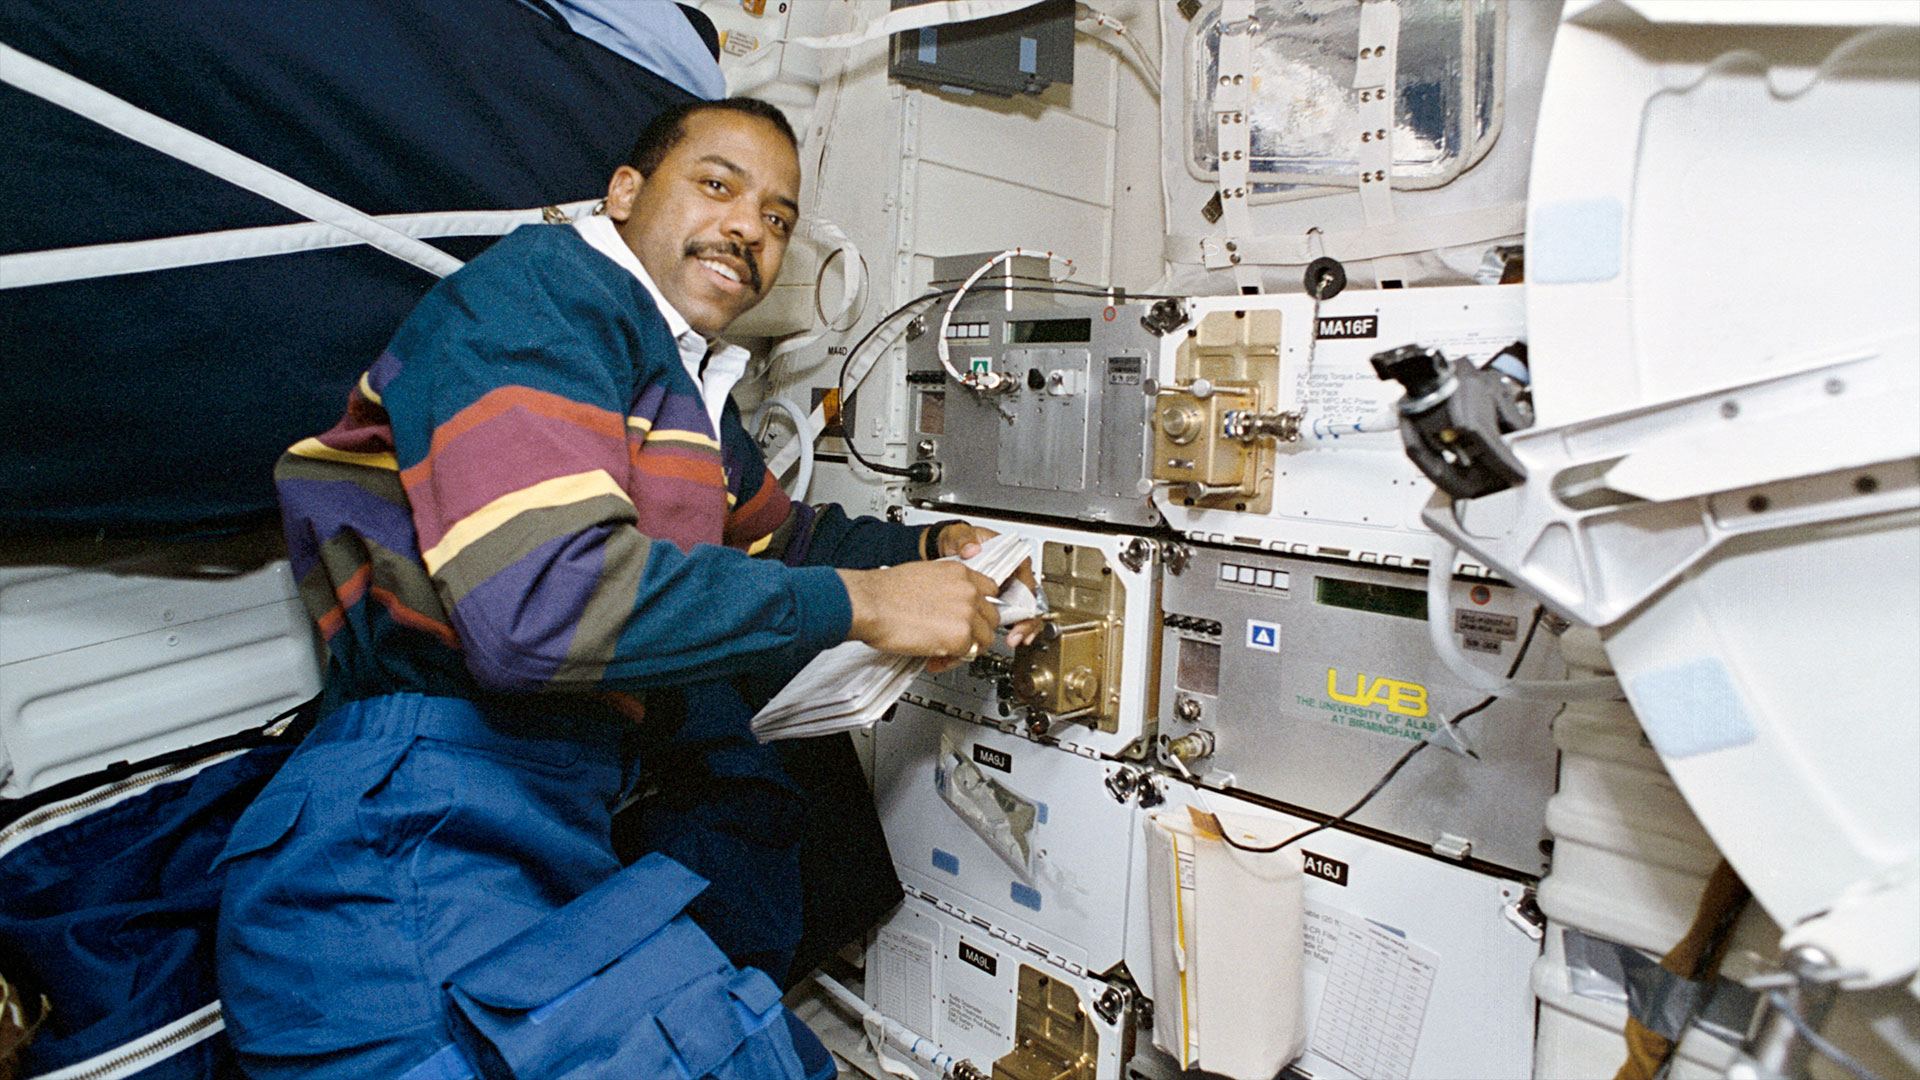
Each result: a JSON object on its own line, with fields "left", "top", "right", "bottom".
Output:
{"left": 918, "top": 28, "right": 938, "bottom": 64}
{"left": 1009, "top": 882, "right": 1042, "bottom": 911}
{"left": 932, "top": 848, "right": 960, "bottom": 875}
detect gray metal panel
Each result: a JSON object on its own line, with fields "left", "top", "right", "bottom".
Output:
{"left": 0, "top": 559, "right": 321, "bottom": 797}
{"left": 907, "top": 298, "right": 1160, "bottom": 527}
{"left": 1155, "top": 546, "right": 1564, "bottom": 876}
{"left": 995, "top": 348, "right": 1091, "bottom": 491}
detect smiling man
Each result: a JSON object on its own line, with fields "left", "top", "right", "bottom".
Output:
{"left": 217, "top": 98, "right": 1028, "bottom": 1080}
{"left": 608, "top": 104, "right": 794, "bottom": 334}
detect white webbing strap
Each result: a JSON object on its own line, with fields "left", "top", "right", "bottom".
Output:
{"left": 1171, "top": 199, "right": 1525, "bottom": 269}
{"left": 1354, "top": 0, "right": 1410, "bottom": 282}
{"left": 1, "top": 201, "right": 599, "bottom": 290}
{"left": 0, "top": 42, "right": 464, "bottom": 285}
{"left": 1353, "top": 0, "right": 1399, "bottom": 224}
{"left": 1213, "top": 0, "right": 1259, "bottom": 291}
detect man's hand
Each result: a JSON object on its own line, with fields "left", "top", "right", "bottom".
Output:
{"left": 838, "top": 562, "right": 998, "bottom": 669}
{"left": 932, "top": 523, "right": 1045, "bottom": 649}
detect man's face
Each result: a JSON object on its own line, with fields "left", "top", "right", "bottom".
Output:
{"left": 606, "top": 109, "right": 800, "bottom": 337}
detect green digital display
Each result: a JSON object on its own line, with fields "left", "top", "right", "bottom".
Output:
{"left": 1314, "top": 576, "right": 1428, "bottom": 621}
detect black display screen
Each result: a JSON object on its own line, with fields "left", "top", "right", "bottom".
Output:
{"left": 1314, "top": 576, "right": 1428, "bottom": 621}
{"left": 1006, "top": 317, "right": 1092, "bottom": 344}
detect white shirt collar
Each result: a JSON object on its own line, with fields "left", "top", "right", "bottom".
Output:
{"left": 573, "top": 213, "right": 692, "bottom": 341}
{"left": 572, "top": 215, "right": 750, "bottom": 436}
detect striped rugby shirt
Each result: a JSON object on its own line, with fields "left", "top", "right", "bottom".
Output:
{"left": 275, "top": 224, "right": 921, "bottom": 718}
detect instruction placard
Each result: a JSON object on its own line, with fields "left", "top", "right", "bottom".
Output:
{"left": 1302, "top": 902, "right": 1439, "bottom": 1080}
{"left": 874, "top": 925, "right": 937, "bottom": 1039}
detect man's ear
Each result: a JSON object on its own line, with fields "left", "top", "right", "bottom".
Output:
{"left": 605, "top": 166, "right": 643, "bottom": 223}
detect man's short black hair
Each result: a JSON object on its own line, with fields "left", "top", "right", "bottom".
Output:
{"left": 625, "top": 97, "right": 799, "bottom": 177}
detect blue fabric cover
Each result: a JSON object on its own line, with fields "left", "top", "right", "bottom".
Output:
{"left": 551, "top": 0, "right": 727, "bottom": 99}
{"left": 0, "top": 738, "right": 295, "bottom": 1078}
{"left": 0, "top": 0, "right": 704, "bottom": 537}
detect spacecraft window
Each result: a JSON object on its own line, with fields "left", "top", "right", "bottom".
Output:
{"left": 1187, "top": 0, "right": 1505, "bottom": 192}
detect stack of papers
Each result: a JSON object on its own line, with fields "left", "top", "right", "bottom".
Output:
{"left": 752, "top": 532, "right": 1033, "bottom": 742}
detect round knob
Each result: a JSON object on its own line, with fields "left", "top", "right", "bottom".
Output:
{"left": 1064, "top": 666, "right": 1097, "bottom": 705}
{"left": 1174, "top": 696, "right": 1203, "bottom": 723}
{"left": 1014, "top": 667, "right": 1054, "bottom": 701}
{"left": 1159, "top": 403, "right": 1203, "bottom": 444}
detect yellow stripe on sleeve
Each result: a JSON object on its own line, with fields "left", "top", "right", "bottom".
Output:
{"left": 642, "top": 428, "right": 722, "bottom": 451}
{"left": 745, "top": 532, "right": 775, "bottom": 556}
{"left": 357, "top": 371, "right": 384, "bottom": 406}
{"left": 288, "top": 437, "right": 398, "bottom": 471}
{"left": 422, "top": 470, "right": 631, "bottom": 574}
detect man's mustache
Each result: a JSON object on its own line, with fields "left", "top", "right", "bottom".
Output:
{"left": 684, "top": 241, "right": 763, "bottom": 294}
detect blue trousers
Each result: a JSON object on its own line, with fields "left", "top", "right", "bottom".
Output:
{"left": 213, "top": 693, "right": 833, "bottom": 1080}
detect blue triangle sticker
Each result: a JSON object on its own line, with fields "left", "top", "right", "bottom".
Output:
{"left": 1246, "top": 620, "right": 1281, "bottom": 652}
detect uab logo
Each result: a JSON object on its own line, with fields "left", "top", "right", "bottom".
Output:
{"left": 1326, "top": 668, "right": 1429, "bottom": 718}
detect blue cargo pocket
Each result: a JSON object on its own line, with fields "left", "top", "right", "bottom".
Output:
{"left": 211, "top": 787, "right": 307, "bottom": 872}
{"left": 438, "top": 853, "right": 804, "bottom": 1079}
{"left": 651, "top": 967, "right": 791, "bottom": 1078}
{"left": 213, "top": 786, "right": 326, "bottom": 1040}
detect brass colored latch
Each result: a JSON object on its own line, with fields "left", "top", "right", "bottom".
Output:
{"left": 990, "top": 965, "right": 1099, "bottom": 1080}
{"left": 1010, "top": 542, "right": 1125, "bottom": 733}
{"left": 1150, "top": 308, "right": 1287, "bottom": 513}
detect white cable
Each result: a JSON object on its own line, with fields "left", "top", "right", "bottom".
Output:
{"left": 936, "top": 249, "right": 1074, "bottom": 391}
{"left": 0, "top": 43, "right": 462, "bottom": 281}
{"left": 811, "top": 972, "right": 965, "bottom": 1078}
{"left": 1303, "top": 405, "right": 1400, "bottom": 441}
{"left": 754, "top": 217, "right": 865, "bottom": 481}
{"left": 747, "top": 396, "right": 816, "bottom": 502}
{"left": 1076, "top": 4, "right": 1160, "bottom": 96}
{"left": 1426, "top": 541, "right": 1623, "bottom": 702}
{"left": 807, "top": 217, "right": 868, "bottom": 331}
{"left": 767, "top": 293, "right": 939, "bottom": 480}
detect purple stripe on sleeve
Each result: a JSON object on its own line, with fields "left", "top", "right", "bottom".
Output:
{"left": 647, "top": 390, "right": 714, "bottom": 438}
{"left": 367, "top": 350, "right": 404, "bottom": 396}
{"left": 278, "top": 476, "right": 421, "bottom": 561}
{"left": 450, "top": 529, "right": 611, "bottom": 691}
{"left": 781, "top": 502, "right": 819, "bottom": 567}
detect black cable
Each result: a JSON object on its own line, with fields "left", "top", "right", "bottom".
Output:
{"left": 835, "top": 289, "right": 953, "bottom": 478}
{"left": 1256, "top": 741, "right": 1432, "bottom": 854}
{"left": 1218, "top": 604, "right": 1550, "bottom": 854}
